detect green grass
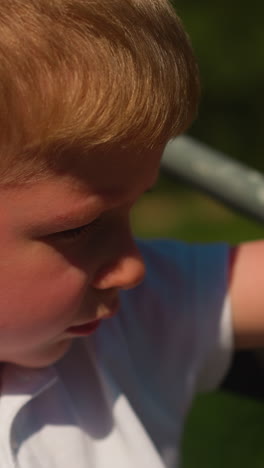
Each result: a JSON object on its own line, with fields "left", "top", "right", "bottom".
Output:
{"left": 182, "top": 392, "right": 264, "bottom": 468}
{"left": 132, "top": 186, "right": 264, "bottom": 243}
{"left": 132, "top": 181, "right": 264, "bottom": 468}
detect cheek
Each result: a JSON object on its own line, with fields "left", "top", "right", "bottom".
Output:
{"left": 0, "top": 246, "right": 90, "bottom": 337}
{"left": 28, "top": 269, "right": 87, "bottom": 327}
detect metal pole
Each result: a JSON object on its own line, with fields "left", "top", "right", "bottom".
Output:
{"left": 161, "top": 136, "right": 264, "bottom": 224}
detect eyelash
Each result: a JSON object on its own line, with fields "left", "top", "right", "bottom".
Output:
{"left": 52, "top": 219, "right": 100, "bottom": 242}
{"left": 49, "top": 190, "right": 154, "bottom": 243}
{"left": 57, "top": 224, "right": 91, "bottom": 240}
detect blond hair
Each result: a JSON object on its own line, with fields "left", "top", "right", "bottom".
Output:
{"left": 0, "top": 0, "right": 199, "bottom": 185}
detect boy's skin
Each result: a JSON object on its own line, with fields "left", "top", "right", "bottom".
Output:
{"left": 0, "top": 143, "right": 263, "bottom": 380}
{"left": 0, "top": 147, "right": 161, "bottom": 369}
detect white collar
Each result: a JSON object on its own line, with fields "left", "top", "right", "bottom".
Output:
{"left": 0, "top": 363, "right": 58, "bottom": 447}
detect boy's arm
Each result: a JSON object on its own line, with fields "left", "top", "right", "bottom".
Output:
{"left": 229, "top": 240, "right": 264, "bottom": 349}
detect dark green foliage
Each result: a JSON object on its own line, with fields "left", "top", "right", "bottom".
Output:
{"left": 172, "top": 1, "right": 264, "bottom": 171}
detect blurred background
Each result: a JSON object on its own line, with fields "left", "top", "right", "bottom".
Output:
{"left": 131, "top": 1, "right": 264, "bottom": 466}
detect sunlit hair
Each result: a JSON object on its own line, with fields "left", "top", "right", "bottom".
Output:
{"left": 0, "top": 0, "right": 200, "bottom": 185}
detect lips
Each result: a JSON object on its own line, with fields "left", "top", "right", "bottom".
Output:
{"left": 66, "top": 319, "right": 101, "bottom": 335}
{"left": 66, "top": 295, "right": 120, "bottom": 336}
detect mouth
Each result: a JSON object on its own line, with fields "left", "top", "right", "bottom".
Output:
{"left": 66, "top": 296, "right": 120, "bottom": 336}
{"left": 66, "top": 319, "right": 101, "bottom": 336}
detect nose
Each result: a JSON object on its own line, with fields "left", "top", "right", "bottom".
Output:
{"left": 92, "top": 237, "right": 146, "bottom": 291}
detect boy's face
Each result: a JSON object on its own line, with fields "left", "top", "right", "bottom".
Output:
{"left": 0, "top": 147, "right": 162, "bottom": 368}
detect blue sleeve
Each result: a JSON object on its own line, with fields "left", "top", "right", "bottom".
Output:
{"left": 119, "top": 240, "right": 233, "bottom": 398}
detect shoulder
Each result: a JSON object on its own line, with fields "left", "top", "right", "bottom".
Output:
{"left": 120, "top": 238, "right": 230, "bottom": 335}
{"left": 117, "top": 239, "right": 232, "bottom": 391}
{"left": 135, "top": 238, "right": 230, "bottom": 289}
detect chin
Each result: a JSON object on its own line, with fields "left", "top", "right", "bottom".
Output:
{"left": 14, "top": 339, "right": 73, "bottom": 369}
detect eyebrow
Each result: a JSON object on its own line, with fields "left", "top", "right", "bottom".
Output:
{"left": 40, "top": 208, "right": 100, "bottom": 234}
{"left": 31, "top": 185, "right": 156, "bottom": 236}
{"left": 25, "top": 201, "right": 100, "bottom": 237}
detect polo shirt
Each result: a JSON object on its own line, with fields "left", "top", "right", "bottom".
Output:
{"left": 0, "top": 240, "right": 233, "bottom": 468}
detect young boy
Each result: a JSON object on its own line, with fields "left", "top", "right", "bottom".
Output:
{"left": 0, "top": 1, "right": 263, "bottom": 467}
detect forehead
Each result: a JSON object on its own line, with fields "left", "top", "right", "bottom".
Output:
{"left": 55, "top": 145, "right": 162, "bottom": 192}
{"left": 0, "top": 146, "right": 162, "bottom": 232}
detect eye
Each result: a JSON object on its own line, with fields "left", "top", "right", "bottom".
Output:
{"left": 55, "top": 224, "right": 90, "bottom": 240}
{"left": 50, "top": 219, "right": 101, "bottom": 242}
